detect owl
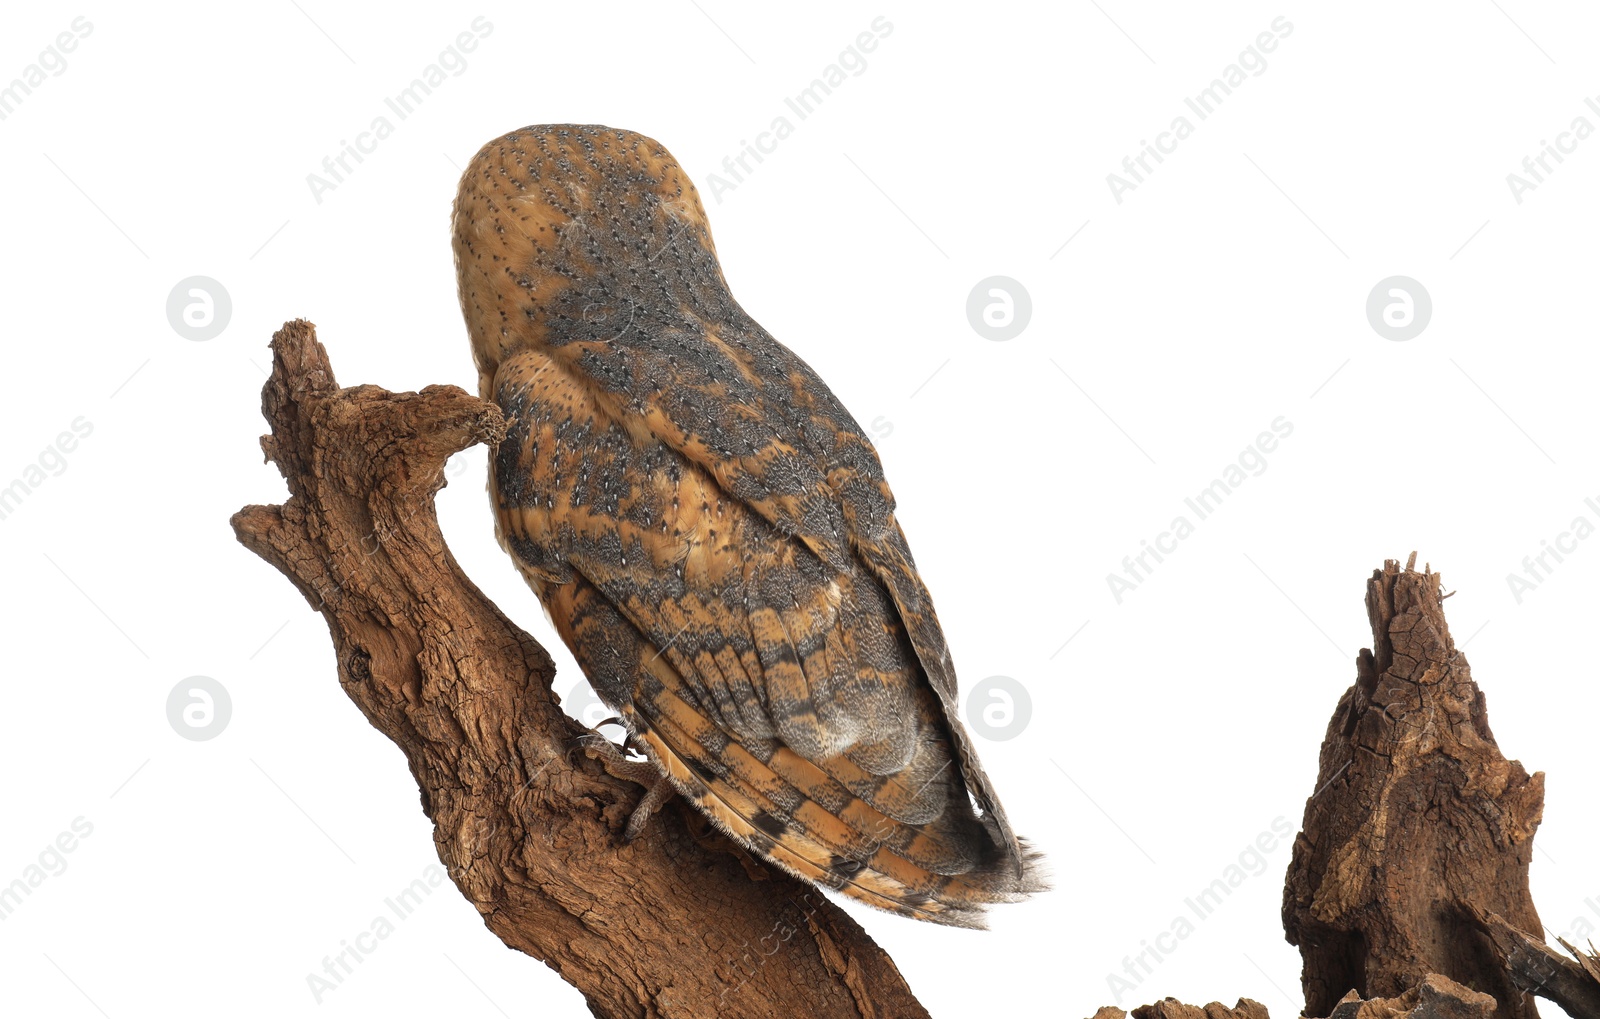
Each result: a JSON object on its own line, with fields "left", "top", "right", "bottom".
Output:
{"left": 452, "top": 124, "right": 1044, "bottom": 927}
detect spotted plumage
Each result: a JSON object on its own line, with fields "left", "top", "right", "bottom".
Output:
{"left": 452, "top": 124, "right": 1045, "bottom": 927}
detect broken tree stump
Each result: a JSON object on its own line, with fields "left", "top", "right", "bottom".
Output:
{"left": 231, "top": 320, "right": 932, "bottom": 1019}
{"left": 1282, "top": 555, "right": 1545, "bottom": 1019}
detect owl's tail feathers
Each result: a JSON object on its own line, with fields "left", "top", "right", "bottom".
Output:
{"left": 854, "top": 528, "right": 1035, "bottom": 877}
{"left": 629, "top": 682, "right": 1048, "bottom": 928}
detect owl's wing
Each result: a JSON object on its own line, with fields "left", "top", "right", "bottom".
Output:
{"left": 538, "top": 547, "right": 1027, "bottom": 928}
{"left": 534, "top": 314, "right": 1028, "bottom": 876}
{"left": 491, "top": 346, "right": 1041, "bottom": 926}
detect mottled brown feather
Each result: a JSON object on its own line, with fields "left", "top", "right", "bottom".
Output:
{"left": 454, "top": 124, "right": 1044, "bottom": 926}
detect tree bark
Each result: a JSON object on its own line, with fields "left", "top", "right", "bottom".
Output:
{"left": 1282, "top": 555, "right": 1545, "bottom": 1019}
{"left": 1085, "top": 974, "right": 1507, "bottom": 1019}
{"left": 1312, "top": 973, "right": 1498, "bottom": 1019}
{"left": 1468, "top": 906, "right": 1600, "bottom": 1019}
{"left": 1118, "top": 998, "right": 1271, "bottom": 1019}
{"left": 231, "top": 320, "right": 932, "bottom": 1019}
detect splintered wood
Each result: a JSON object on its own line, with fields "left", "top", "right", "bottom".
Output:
{"left": 1282, "top": 556, "right": 1544, "bottom": 1019}
{"left": 1469, "top": 905, "right": 1600, "bottom": 1019}
{"left": 1085, "top": 557, "right": 1599, "bottom": 1019}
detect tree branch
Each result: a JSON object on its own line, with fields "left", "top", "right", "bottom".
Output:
{"left": 231, "top": 319, "right": 931, "bottom": 1019}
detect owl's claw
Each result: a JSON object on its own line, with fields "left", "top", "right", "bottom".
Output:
{"left": 593, "top": 716, "right": 651, "bottom": 758}
{"left": 578, "top": 730, "right": 676, "bottom": 840}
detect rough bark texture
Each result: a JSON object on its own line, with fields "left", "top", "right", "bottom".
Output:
{"left": 1087, "top": 1000, "right": 1268, "bottom": 1019}
{"left": 1131, "top": 998, "right": 1271, "bottom": 1019}
{"left": 1315, "top": 974, "right": 1498, "bottom": 1019}
{"left": 231, "top": 320, "right": 932, "bottom": 1019}
{"left": 1283, "top": 555, "right": 1545, "bottom": 1019}
{"left": 1085, "top": 975, "right": 1503, "bottom": 1019}
{"left": 1469, "top": 906, "right": 1600, "bottom": 1019}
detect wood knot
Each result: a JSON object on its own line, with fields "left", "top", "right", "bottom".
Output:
{"left": 346, "top": 646, "right": 372, "bottom": 682}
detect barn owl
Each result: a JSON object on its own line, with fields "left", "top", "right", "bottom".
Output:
{"left": 452, "top": 124, "right": 1044, "bottom": 927}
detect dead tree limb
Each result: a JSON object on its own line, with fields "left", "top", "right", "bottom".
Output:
{"left": 1282, "top": 555, "right": 1545, "bottom": 1019}
{"left": 1468, "top": 906, "right": 1600, "bottom": 1019}
{"left": 231, "top": 320, "right": 931, "bottom": 1019}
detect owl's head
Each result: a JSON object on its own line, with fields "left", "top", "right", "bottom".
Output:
{"left": 452, "top": 124, "right": 726, "bottom": 398}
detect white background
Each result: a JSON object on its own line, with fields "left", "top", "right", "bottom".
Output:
{"left": 2, "top": 2, "right": 1596, "bottom": 1016}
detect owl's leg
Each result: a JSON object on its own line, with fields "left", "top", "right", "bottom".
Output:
{"left": 578, "top": 730, "right": 678, "bottom": 841}
{"left": 623, "top": 773, "right": 677, "bottom": 842}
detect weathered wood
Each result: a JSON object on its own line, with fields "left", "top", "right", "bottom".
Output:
{"left": 1086, "top": 974, "right": 1503, "bottom": 1019}
{"left": 1315, "top": 973, "right": 1497, "bottom": 1019}
{"left": 232, "top": 320, "right": 931, "bottom": 1019}
{"left": 1469, "top": 905, "right": 1600, "bottom": 1019}
{"left": 1282, "top": 555, "right": 1545, "bottom": 1019}
{"left": 1133, "top": 998, "right": 1270, "bottom": 1019}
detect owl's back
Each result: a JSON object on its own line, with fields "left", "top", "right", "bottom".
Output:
{"left": 454, "top": 124, "right": 1045, "bottom": 925}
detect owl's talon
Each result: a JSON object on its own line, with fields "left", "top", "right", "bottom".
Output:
{"left": 581, "top": 731, "right": 664, "bottom": 783}
{"left": 565, "top": 730, "right": 616, "bottom": 767}
{"left": 578, "top": 736, "right": 674, "bottom": 840}
{"left": 590, "top": 717, "right": 650, "bottom": 759}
